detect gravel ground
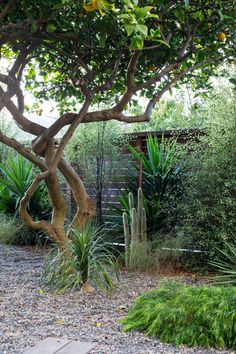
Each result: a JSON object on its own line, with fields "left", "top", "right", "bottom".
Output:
{"left": 0, "top": 245, "right": 232, "bottom": 354}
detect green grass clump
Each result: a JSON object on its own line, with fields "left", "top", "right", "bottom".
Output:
{"left": 0, "top": 213, "right": 18, "bottom": 244}
{"left": 0, "top": 213, "right": 44, "bottom": 246}
{"left": 121, "top": 280, "right": 236, "bottom": 349}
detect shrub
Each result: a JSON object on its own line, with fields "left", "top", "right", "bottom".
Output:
{"left": 0, "top": 213, "right": 18, "bottom": 244}
{"left": 0, "top": 153, "right": 50, "bottom": 219}
{"left": 150, "top": 234, "right": 186, "bottom": 272}
{"left": 121, "top": 280, "right": 236, "bottom": 349}
{"left": 42, "top": 222, "right": 119, "bottom": 293}
{"left": 176, "top": 87, "right": 236, "bottom": 265}
{"left": 0, "top": 213, "right": 44, "bottom": 246}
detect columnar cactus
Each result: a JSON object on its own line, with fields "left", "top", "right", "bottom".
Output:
{"left": 122, "top": 188, "right": 147, "bottom": 269}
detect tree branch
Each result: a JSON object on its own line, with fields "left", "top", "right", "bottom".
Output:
{"left": 0, "top": 88, "right": 45, "bottom": 135}
{"left": 19, "top": 172, "right": 51, "bottom": 233}
{"left": 0, "top": 129, "right": 47, "bottom": 170}
{"left": 93, "top": 55, "right": 121, "bottom": 94}
{"left": 0, "top": 0, "right": 16, "bottom": 21}
{"left": 145, "top": 60, "right": 210, "bottom": 117}
{"left": 112, "top": 50, "right": 141, "bottom": 112}
{"left": 50, "top": 99, "right": 91, "bottom": 172}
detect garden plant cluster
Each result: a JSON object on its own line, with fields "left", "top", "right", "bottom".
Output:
{"left": 0, "top": 0, "right": 235, "bottom": 352}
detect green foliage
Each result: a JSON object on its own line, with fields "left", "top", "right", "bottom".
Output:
{"left": 42, "top": 222, "right": 119, "bottom": 292}
{"left": 121, "top": 280, "right": 236, "bottom": 349}
{"left": 1, "top": 0, "right": 234, "bottom": 111}
{"left": 150, "top": 234, "right": 186, "bottom": 271}
{"left": 130, "top": 66, "right": 236, "bottom": 131}
{"left": 0, "top": 213, "right": 44, "bottom": 245}
{"left": 115, "top": 134, "right": 182, "bottom": 236}
{"left": 0, "top": 117, "right": 13, "bottom": 164}
{"left": 177, "top": 86, "right": 236, "bottom": 265}
{"left": 0, "top": 213, "right": 18, "bottom": 245}
{"left": 0, "top": 153, "right": 50, "bottom": 218}
{"left": 210, "top": 234, "right": 236, "bottom": 285}
{"left": 130, "top": 98, "right": 201, "bottom": 131}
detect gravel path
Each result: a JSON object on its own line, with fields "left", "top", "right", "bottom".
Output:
{"left": 0, "top": 245, "right": 232, "bottom": 354}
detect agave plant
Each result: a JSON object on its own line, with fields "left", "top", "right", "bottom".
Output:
{"left": 42, "top": 222, "right": 119, "bottom": 293}
{"left": 111, "top": 134, "right": 183, "bottom": 236}
{"left": 210, "top": 234, "right": 236, "bottom": 285}
{"left": 0, "top": 153, "right": 50, "bottom": 218}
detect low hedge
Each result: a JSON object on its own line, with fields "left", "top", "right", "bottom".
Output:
{"left": 121, "top": 280, "right": 236, "bottom": 349}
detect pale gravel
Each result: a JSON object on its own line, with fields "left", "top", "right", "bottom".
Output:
{"left": 0, "top": 245, "right": 233, "bottom": 354}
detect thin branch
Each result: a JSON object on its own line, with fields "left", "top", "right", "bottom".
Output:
{"left": 0, "top": 0, "right": 16, "bottom": 21}
{"left": 135, "top": 62, "right": 180, "bottom": 92}
{"left": 0, "top": 44, "right": 38, "bottom": 114}
{"left": 50, "top": 99, "right": 91, "bottom": 172}
{"left": 145, "top": 60, "right": 210, "bottom": 117}
{"left": 0, "top": 87, "right": 44, "bottom": 135}
{"left": 127, "top": 50, "right": 141, "bottom": 88}
{"left": 113, "top": 50, "right": 141, "bottom": 112}
{"left": 93, "top": 55, "right": 121, "bottom": 94}
{"left": 19, "top": 172, "right": 51, "bottom": 232}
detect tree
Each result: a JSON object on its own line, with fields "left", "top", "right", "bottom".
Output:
{"left": 0, "top": 0, "right": 235, "bottom": 250}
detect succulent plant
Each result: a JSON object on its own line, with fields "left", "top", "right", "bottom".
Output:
{"left": 123, "top": 188, "right": 147, "bottom": 269}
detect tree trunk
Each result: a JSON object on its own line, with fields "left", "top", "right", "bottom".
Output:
{"left": 58, "top": 158, "right": 96, "bottom": 231}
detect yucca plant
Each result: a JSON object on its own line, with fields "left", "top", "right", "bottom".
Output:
{"left": 0, "top": 153, "right": 50, "bottom": 218}
{"left": 210, "top": 234, "right": 236, "bottom": 285}
{"left": 42, "top": 222, "right": 120, "bottom": 293}
{"left": 111, "top": 134, "right": 183, "bottom": 236}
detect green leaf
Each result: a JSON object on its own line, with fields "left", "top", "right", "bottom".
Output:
{"left": 28, "top": 68, "right": 36, "bottom": 79}
{"left": 46, "top": 24, "right": 57, "bottom": 33}
{"left": 125, "top": 24, "right": 135, "bottom": 36}
{"left": 31, "top": 22, "right": 38, "bottom": 33}
{"left": 150, "top": 27, "right": 161, "bottom": 38}
{"left": 184, "top": 0, "right": 189, "bottom": 8}
{"left": 52, "top": 3, "right": 64, "bottom": 10}
{"left": 174, "top": 8, "right": 185, "bottom": 23}
{"left": 130, "top": 34, "right": 143, "bottom": 49}
{"left": 97, "top": 33, "right": 107, "bottom": 47}
{"left": 229, "top": 78, "right": 236, "bottom": 88}
{"left": 218, "top": 10, "right": 224, "bottom": 21}
{"left": 136, "top": 24, "right": 148, "bottom": 36}
{"left": 135, "top": 6, "right": 153, "bottom": 19}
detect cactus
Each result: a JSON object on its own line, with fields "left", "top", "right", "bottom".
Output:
{"left": 123, "top": 212, "right": 130, "bottom": 268}
{"left": 122, "top": 188, "right": 148, "bottom": 269}
{"left": 128, "top": 192, "right": 134, "bottom": 211}
{"left": 137, "top": 187, "right": 143, "bottom": 242}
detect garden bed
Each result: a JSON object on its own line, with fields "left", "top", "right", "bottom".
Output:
{"left": 0, "top": 245, "right": 230, "bottom": 354}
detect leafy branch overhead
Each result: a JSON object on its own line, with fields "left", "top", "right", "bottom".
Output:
{"left": 0, "top": 0, "right": 235, "bottom": 250}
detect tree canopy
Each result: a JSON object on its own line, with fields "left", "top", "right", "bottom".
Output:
{"left": 0, "top": 0, "right": 235, "bottom": 248}
{"left": 1, "top": 1, "right": 235, "bottom": 112}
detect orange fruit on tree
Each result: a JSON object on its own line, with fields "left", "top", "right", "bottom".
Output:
{"left": 218, "top": 32, "right": 226, "bottom": 42}
{"left": 92, "top": 0, "right": 99, "bottom": 10}
{"left": 84, "top": 0, "right": 99, "bottom": 12}
{"left": 148, "top": 65, "right": 156, "bottom": 72}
